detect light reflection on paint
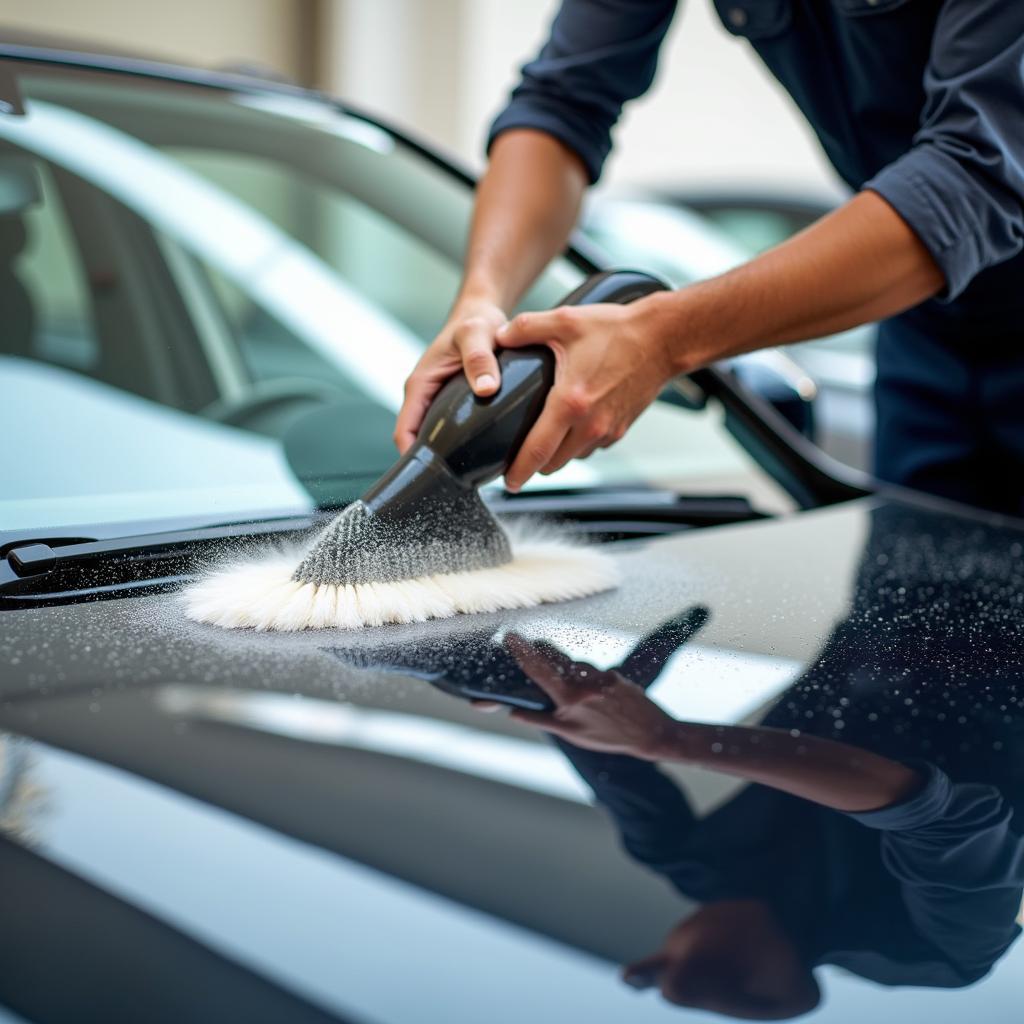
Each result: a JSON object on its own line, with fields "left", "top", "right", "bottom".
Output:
{"left": 234, "top": 93, "right": 397, "bottom": 154}
{"left": 155, "top": 631, "right": 799, "bottom": 805}
{"left": 156, "top": 685, "right": 591, "bottom": 802}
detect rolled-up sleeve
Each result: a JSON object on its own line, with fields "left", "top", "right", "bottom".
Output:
{"left": 864, "top": 0, "right": 1024, "bottom": 300}
{"left": 850, "top": 762, "right": 1024, "bottom": 982}
{"left": 487, "top": 0, "right": 678, "bottom": 183}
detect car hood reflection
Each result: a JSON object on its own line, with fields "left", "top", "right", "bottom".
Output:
{"left": 4, "top": 497, "right": 1024, "bottom": 1020}
{"left": 541, "top": 503, "right": 1024, "bottom": 1015}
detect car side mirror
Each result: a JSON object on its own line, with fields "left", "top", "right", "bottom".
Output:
{"left": 728, "top": 350, "right": 817, "bottom": 441}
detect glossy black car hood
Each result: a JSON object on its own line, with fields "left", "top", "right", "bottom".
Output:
{"left": 1, "top": 495, "right": 1022, "bottom": 1023}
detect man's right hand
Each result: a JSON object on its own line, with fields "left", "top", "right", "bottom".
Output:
{"left": 393, "top": 298, "right": 507, "bottom": 453}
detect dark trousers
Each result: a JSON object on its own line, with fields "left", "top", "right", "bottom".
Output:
{"left": 874, "top": 310, "right": 1024, "bottom": 517}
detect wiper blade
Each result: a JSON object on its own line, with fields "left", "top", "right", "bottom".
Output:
{"left": 488, "top": 487, "right": 764, "bottom": 535}
{"left": 0, "top": 515, "right": 319, "bottom": 605}
{"left": 1, "top": 489, "right": 763, "bottom": 607}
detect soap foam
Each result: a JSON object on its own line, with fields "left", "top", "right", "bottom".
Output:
{"left": 181, "top": 527, "right": 620, "bottom": 632}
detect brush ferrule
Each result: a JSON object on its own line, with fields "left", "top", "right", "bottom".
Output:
{"left": 292, "top": 443, "right": 511, "bottom": 587}
{"left": 361, "top": 444, "right": 463, "bottom": 515}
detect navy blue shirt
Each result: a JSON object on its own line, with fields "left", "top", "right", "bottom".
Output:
{"left": 489, "top": 0, "right": 1024, "bottom": 312}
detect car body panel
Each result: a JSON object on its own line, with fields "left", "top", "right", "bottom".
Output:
{"left": 3, "top": 495, "right": 1023, "bottom": 1021}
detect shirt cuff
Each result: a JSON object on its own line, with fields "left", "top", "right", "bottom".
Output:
{"left": 864, "top": 145, "right": 990, "bottom": 302}
{"left": 487, "top": 99, "right": 608, "bottom": 185}
{"left": 847, "top": 760, "right": 953, "bottom": 832}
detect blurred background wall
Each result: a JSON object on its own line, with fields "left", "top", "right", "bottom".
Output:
{"left": 0, "top": 0, "right": 842, "bottom": 199}
{"left": 0, "top": 0, "right": 315, "bottom": 84}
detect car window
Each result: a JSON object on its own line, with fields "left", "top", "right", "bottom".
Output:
{"left": 0, "top": 65, "right": 792, "bottom": 536}
{"left": 168, "top": 149, "right": 465, "bottom": 346}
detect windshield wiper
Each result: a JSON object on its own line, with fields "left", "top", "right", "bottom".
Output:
{"left": 489, "top": 487, "right": 764, "bottom": 538}
{"left": 0, "top": 515, "right": 318, "bottom": 606}
{"left": 1, "top": 488, "right": 764, "bottom": 607}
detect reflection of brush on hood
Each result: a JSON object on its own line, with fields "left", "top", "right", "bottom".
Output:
{"left": 183, "top": 271, "right": 665, "bottom": 632}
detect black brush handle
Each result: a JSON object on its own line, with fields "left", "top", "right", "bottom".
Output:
{"left": 557, "top": 268, "right": 669, "bottom": 309}
{"left": 415, "top": 269, "right": 669, "bottom": 487}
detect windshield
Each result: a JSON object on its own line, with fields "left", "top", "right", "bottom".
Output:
{"left": 1, "top": 63, "right": 790, "bottom": 536}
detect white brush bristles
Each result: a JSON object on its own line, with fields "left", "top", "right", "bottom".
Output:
{"left": 182, "top": 535, "right": 620, "bottom": 631}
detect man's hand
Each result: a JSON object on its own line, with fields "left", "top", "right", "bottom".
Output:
{"left": 499, "top": 633, "right": 680, "bottom": 759}
{"left": 394, "top": 299, "right": 507, "bottom": 453}
{"left": 623, "top": 902, "right": 820, "bottom": 1017}
{"left": 496, "top": 295, "right": 677, "bottom": 491}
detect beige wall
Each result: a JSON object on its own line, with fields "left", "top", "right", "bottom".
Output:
{"left": 0, "top": 0, "right": 315, "bottom": 84}
{"left": 317, "top": 0, "right": 465, "bottom": 157}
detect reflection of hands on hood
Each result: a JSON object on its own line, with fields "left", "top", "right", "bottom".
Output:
{"left": 502, "top": 632, "right": 682, "bottom": 759}
{"left": 503, "top": 608, "right": 711, "bottom": 867}
{"left": 509, "top": 628, "right": 924, "bottom": 815}
{"left": 497, "top": 607, "right": 710, "bottom": 760}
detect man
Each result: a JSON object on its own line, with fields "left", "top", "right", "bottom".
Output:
{"left": 396, "top": 1, "right": 1024, "bottom": 515}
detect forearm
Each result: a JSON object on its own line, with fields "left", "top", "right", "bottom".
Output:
{"left": 648, "top": 190, "right": 946, "bottom": 373}
{"left": 457, "top": 129, "right": 588, "bottom": 311}
{"left": 657, "top": 721, "right": 922, "bottom": 814}
{"left": 505, "top": 638, "right": 922, "bottom": 815}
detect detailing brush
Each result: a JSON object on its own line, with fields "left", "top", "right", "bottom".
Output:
{"left": 183, "top": 270, "right": 666, "bottom": 631}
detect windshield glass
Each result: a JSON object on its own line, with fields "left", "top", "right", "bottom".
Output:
{"left": 1, "top": 64, "right": 790, "bottom": 536}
